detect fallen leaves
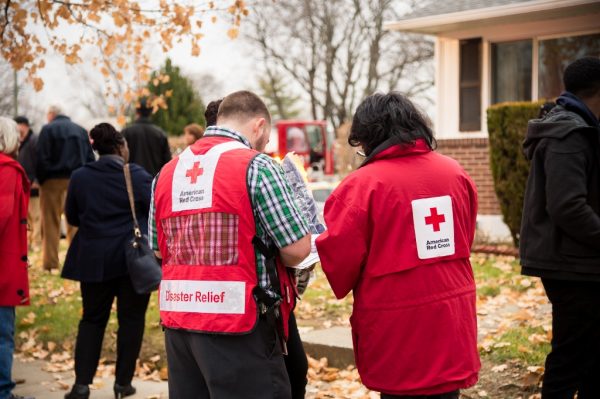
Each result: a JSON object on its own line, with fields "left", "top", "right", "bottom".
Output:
{"left": 521, "top": 367, "right": 544, "bottom": 388}
{"left": 306, "top": 356, "right": 375, "bottom": 399}
{"left": 20, "top": 312, "right": 36, "bottom": 326}
{"left": 491, "top": 364, "right": 508, "bottom": 373}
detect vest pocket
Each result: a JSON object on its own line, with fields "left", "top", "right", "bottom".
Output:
{"left": 162, "top": 212, "right": 240, "bottom": 266}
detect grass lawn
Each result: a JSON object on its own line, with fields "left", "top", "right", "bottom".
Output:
{"left": 16, "top": 244, "right": 165, "bottom": 368}
{"left": 16, "top": 243, "right": 550, "bottom": 391}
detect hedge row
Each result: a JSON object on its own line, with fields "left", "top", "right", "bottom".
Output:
{"left": 487, "top": 101, "right": 544, "bottom": 247}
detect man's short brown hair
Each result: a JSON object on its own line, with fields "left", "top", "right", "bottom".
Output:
{"left": 217, "top": 91, "right": 271, "bottom": 124}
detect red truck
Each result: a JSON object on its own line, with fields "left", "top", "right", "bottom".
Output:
{"left": 265, "top": 120, "right": 335, "bottom": 176}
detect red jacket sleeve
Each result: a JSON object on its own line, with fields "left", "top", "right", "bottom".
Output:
{"left": 0, "top": 169, "right": 17, "bottom": 231}
{"left": 316, "top": 192, "right": 368, "bottom": 299}
{"left": 466, "top": 174, "right": 478, "bottom": 246}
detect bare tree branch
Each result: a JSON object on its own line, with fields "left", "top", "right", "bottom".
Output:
{"left": 246, "top": 0, "right": 433, "bottom": 130}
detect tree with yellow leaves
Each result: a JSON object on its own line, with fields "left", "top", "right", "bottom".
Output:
{"left": 0, "top": 0, "right": 248, "bottom": 119}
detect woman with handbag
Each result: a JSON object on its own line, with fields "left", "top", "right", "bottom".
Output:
{"left": 62, "top": 123, "right": 153, "bottom": 399}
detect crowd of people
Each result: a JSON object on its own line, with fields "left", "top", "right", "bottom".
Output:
{"left": 0, "top": 56, "right": 599, "bottom": 399}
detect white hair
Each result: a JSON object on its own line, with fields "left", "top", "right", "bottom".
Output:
{"left": 48, "top": 104, "right": 63, "bottom": 115}
{"left": 0, "top": 117, "right": 19, "bottom": 155}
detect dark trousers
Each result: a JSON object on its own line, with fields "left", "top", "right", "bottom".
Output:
{"left": 284, "top": 312, "right": 308, "bottom": 399}
{"left": 74, "top": 275, "right": 150, "bottom": 385}
{"left": 165, "top": 314, "right": 291, "bottom": 399}
{"left": 381, "top": 390, "right": 459, "bottom": 399}
{"left": 541, "top": 278, "right": 600, "bottom": 399}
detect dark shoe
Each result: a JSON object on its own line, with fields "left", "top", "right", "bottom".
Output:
{"left": 64, "top": 384, "right": 90, "bottom": 399}
{"left": 114, "top": 383, "right": 136, "bottom": 399}
{"left": 9, "top": 394, "right": 35, "bottom": 399}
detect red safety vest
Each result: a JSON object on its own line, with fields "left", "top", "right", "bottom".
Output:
{"left": 154, "top": 136, "right": 263, "bottom": 334}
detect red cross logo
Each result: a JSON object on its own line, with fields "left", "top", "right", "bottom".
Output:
{"left": 425, "top": 207, "right": 445, "bottom": 232}
{"left": 185, "top": 161, "right": 204, "bottom": 184}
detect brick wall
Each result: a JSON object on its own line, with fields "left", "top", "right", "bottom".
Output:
{"left": 436, "top": 137, "right": 500, "bottom": 215}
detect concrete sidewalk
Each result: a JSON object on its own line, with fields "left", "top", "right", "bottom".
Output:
{"left": 11, "top": 358, "right": 168, "bottom": 399}
{"left": 11, "top": 327, "right": 354, "bottom": 399}
{"left": 300, "top": 326, "right": 354, "bottom": 368}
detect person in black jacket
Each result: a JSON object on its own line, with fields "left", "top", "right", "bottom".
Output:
{"left": 15, "top": 116, "right": 41, "bottom": 251}
{"left": 37, "top": 106, "right": 95, "bottom": 271}
{"left": 62, "top": 123, "right": 152, "bottom": 399}
{"left": 520, "top": 57, "right": 600, "bottom": 399}
{"left": 121, "top": 99, "right": 171, "bottom": 177}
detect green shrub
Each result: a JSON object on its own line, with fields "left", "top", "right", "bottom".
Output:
{"left": 148, "top": 58, "right": 205, "bottom": 136}
{"left": 487, "top": 101, "right": 544, "bottom": 247}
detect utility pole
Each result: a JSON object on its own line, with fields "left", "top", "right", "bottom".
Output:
{"left": 13, "top": 68, "right": 18, "bottom": 116}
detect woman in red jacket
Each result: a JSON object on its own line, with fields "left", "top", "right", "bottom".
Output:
{"left": 316, "top": 93, "right": 480, "bottom": 398}
{"left": 0, "top": 116, "right": 32, "bottom": 399}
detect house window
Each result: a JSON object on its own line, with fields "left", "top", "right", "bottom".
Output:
{"left": 538, "top": 33, "right": 600, "bottom": 100}
{"left": 491, "top": 40, "right": 532, "bottom": 104}
{"left": 459, "top": 38, "right": 482, "bottom": 132}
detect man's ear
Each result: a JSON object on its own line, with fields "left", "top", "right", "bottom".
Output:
{"left": 254, "top": 117, "right": 266, "bottom": 133}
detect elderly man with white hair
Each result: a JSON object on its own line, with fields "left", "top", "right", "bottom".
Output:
{"left": 0, "top": 117, "right": 34, "bottom": 399}
{"left": 36, "top": 105, "right": 94, "bottom": 271}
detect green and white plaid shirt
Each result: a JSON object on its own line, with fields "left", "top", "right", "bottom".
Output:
{"left": 148, "top": 126, "right": 309, "bottom": 294}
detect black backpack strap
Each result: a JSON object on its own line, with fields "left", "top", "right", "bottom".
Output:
{"left": 252, "top": 236, "right": 281, "bottom": 297}
{"left": 252, "top": 235, "right": 289, "bottom": 355}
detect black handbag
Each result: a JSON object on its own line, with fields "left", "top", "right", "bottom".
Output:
{"left": 123, "top": 163, "right": 162, "bottom": 294}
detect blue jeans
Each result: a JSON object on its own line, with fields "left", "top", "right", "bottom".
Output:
{"left": 0, "top": 306, "right": 15, "bottom": 399}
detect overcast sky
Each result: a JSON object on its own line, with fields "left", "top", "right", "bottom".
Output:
{"left": 14, "top": 5, "right": 434, "bottom": 132}
{"left": 20, "top": 18, "right": 255, "bottom": 130}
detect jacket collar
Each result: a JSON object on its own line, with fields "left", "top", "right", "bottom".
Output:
{"left": 0, "top": 153, "right": 30, "bottom": 191}
{"left": 556, "top": 91, "right": 599, "bottom": 128}
{"left": 86, "top": 154, "right": 124, "bottom": 171}
{"left": 134, "top": 116, "right": 153, "bottom": 124}
{"left": 19, "top": 130, "right": 34, "bottom": 150}
{"left": 53, "top": 115, "right": 70, "bottom": 122}
{"left": 203, "top": 126, "right": 252, "bottom": 148}
{"left": 360, "top": 138, "right": 432, "bottom": 168}
{"left": 99, "top": 154, "right": 125, "bottom": 165}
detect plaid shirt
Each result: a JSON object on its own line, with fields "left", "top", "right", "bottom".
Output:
{"left": 148, "top": 126, "right": 309, "bottom": 294}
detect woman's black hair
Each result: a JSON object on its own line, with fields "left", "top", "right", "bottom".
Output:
{"left": 89, "top": 123, "right": 125, "bottom": 155}
{"left": 348, "top": 92, "right": 436, "bottom": 156}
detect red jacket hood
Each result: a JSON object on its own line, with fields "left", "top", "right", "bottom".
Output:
{"left": 0, "top": 153, "right": 30, "bottom": 194}
{"left": 360, "top": 139, "right": 432, "bottom": 167}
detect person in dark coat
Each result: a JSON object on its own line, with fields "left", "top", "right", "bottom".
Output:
{"left": 15, "top": 116, "right": 41, "bottom": 251}
{"left": 62, "top": 123, "right": 152, "bottom": 399}
{"left": 37, "top": 105, "right": 95, "bottom": 271}
{"left": 121, "top": 99, "right": 171, "bottom": 177}
{"left": 520, "top": 57, "right": 600, "bottom": 398}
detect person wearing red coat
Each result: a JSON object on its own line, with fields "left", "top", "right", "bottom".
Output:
{"left": 0, "top": 116, "right": 33, "bottom": 399}
{"left": 316, "top": 93, "right": 480, "bottom": 398}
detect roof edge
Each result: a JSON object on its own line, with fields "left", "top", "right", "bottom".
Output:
{"left": 385, "top": 0, "right": 599, "bottom": 32}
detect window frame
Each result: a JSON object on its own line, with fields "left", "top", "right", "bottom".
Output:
{"left": 487, "top": 29, "right": 600, "bottom": 106}
{"left": 490, "top": 38, "right": 534, "bottom": 105}
{"left": 459, "top": 38, "right": 483, "bottom": 132}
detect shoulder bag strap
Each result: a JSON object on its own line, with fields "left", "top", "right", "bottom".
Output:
{"left": 123, "top": 163, "right": 142, "bottom": 238}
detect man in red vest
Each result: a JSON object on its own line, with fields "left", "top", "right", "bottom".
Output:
{"left": 151, "top": 90, "right": 311, "bottom": 399}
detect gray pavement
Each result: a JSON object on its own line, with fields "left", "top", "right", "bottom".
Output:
{"left": 300, "top": 326, "right": 354, "bottom": 368}
{"left": 12, "top": 357, "right": 168, "bottom": 399}
{"left": 11, "top": 327, "right": 354, "bottom": 399}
